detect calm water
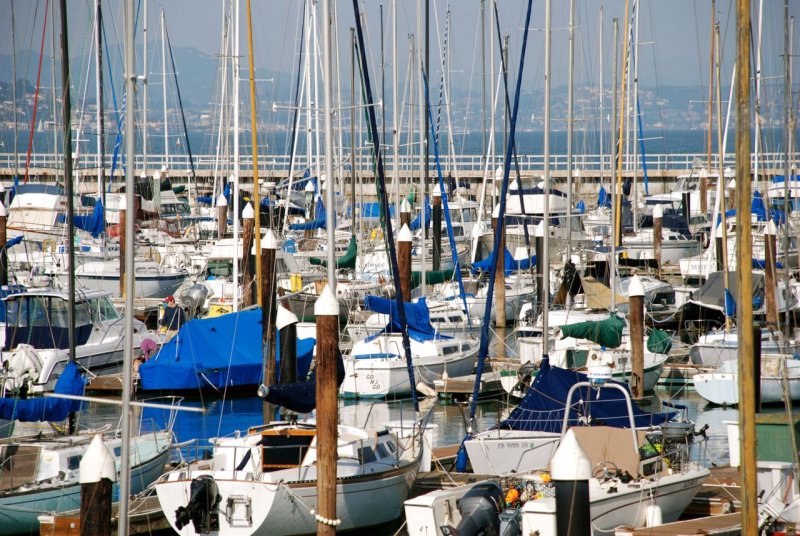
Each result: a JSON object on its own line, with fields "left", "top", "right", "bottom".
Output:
{"left": 76, "top": 384, "right": 737, "bottom": 469}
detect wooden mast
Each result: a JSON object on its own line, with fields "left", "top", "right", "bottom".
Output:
{"left": 735, "top": 0, "right": 757, "bottom": 532}
{"left": 245, "top": 0, "right": 262, "bottom": 305}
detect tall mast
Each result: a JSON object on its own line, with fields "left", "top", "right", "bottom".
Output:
{"left": 50, "top": 0, "right": 58, "bottom": 166}
{"left": 10, "top": 0, "right": 19, "bottom": 183}
{"left": 322, "top": 0, "right": 336, "bottom": 289}
{"left": 565, "top": 0, "right": 575, "bottom": 261}
{"left": 631, "top": 0, "right": 640, "bottom": 231}
{"left": 245, "top": 0, "right": 262, "bottom": 303}
{"left": 614, "top": 0, "right": 631, "bottom": 251}
{"left": 95, "top": 0, "right": 106, "bottom": 205}
{"left": 704, "top": 0, "right": 716, "bottom": 216}
{"left": 393, "top": 0, "right": 400, "bottom": 226}
{"left": 142, "top": 0, "right": 148, "bottom": 185}
{"left": 610, "top": 18, "right": 619, "bottom": 311}
{"left": 416, "top": 1, "right": 426, "bottom": 292}
{"left": 120, "top": 0, "right": 136, "bottom": 529}
{"left": 783, "top": 1, "right": 794, "bottom": 340}
{"left": 232, "top": 0, "right": 241, "bottom": 311}
{"left": 542, "top": 0, "right": 552, "bottom": 351}
{"left": 161, "top": 9, "right": 169, "bottom": 171}
{"left": 598, "top": 7, "right": 604, "bottom": 195}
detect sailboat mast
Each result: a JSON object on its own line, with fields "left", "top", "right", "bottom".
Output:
{"left": 245, "top": 0, "right": 262, "bottom": 303}
{"left": 393, "top": 0, "right": 400, "bottom": 227}
{"left": 120, "top": 0, "right": 136, "bottom": 529}
{"left": 704, "top": 0, "right": 716, "bottom": 216}
{"left": 161, "top": 10, "right": 169, "bottom": 170}
{"left": 614, "top": 0, "right": 631, "bottom": 251}
{"left": 416, "top": 0, "right": 426, "bottom": 292}
{"left": 50, "top": 0, "right": 58, "bottom": 168}
{"left": 598, "top": 8, "right": 604, "bottom": 196}
{"left": 142, "top": 0, "right": 148, "bottom": 186}
{"left": 542, "top": 0, "right": 552, "bottom": 350}
{"left": 783, "top": 0, "right": 794, "bottom": 340}
{"left": 10, "top": 0, "right": 18, "bottom": 183}
{"left": 232, "top": 0, "right": 241, "bottom": 311}
{"left": 610, "top": 18, "right": 619, "bottom": 311}
{"left": 95, "top": 0, "right": 106, "bottom": 205}
{"left": 566, "top": 0, "right": 575, "bottom": 261}
{"left": 321, "top": 0, "right": 336, "bottom": 290}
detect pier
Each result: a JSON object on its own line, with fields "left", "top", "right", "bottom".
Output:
{"left": 1, "top": 151, "right": 795, "bottom": 200}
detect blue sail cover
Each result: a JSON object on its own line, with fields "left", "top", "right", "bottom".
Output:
{"left": 289, "top": 196, "right": 327, "bottom": 231}
{"left": 471, "top": 248, "right": 536, "bottom": 276}
{"left": 0, "top": 361, "right": 84, "bottom": 421}
{"left": 262, "top": 349, "right": 344, "bottom": 414}
{"left": 499, "top": 357, "right": 676, "bottom": 433}
{"left": 363, "top": 295, "right": 447, "bottom": 342}
{"left": 139, "top": 309, "right": 265, "bottom": 390}
{"left": 74, "top": 198, "right": 105, "bottom": 238}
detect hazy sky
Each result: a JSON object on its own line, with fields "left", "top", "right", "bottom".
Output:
{"left": 1, "top": 1, "right": 796, "bottom": 97}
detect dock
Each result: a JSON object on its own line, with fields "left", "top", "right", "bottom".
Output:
{"left": 615, "top": 513, "right": 740, "bottom": 535}
{"left": 38, "top": 493, "right": 170, "bottom": 536}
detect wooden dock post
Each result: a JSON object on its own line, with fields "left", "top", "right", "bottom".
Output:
{"left": 652, "top": 205, "right": 662, "bottom": 275}
{"left": 493, "top": 206, "right": 506, "bottom": 357}
{"left": 763, "top": 221, "right": 778, "bottom": 328}
{"left": 432, "top": 183, "right": 442, "bottom": 271}
{"left": 398, "top": 224, "right": 412, "bottom": 302}
{"left": 262, "top": 229, "right": 278, "bottom": 422}
{"left": 119, "top": 195, "right": 127, "bottom": 298}
{"left": 628, "top": 275, "right": 645, "bottom": 399}
{"left": 216, "top": 194, "right": 228, "bottom": 239}
{"left": 79, "top": 435, "right": 116, "bottom": 536}
{"left": 241, "top": 203, "right": 254, "bottom": 307}
{"left": 314, "top": 285, "right": 340, "bottom": 535}
{"left": 400, "top": 198, "right": 412, "bottom": 227}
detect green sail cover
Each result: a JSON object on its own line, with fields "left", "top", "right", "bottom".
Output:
{"left": 559, "top": 315, "right": 625, "bottom": 349}
{"left": 411, "top": 269, "right": 454, "bottom": 289}
{"left": 310, "top": 235, "right": 357, "bottom": 270}
{"left": 647, "top": 329, "right": 672, "bottom": 354}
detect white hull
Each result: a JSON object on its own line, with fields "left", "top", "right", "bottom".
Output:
{"left": 693, "top": 356, "right": 800, "bottom": 405}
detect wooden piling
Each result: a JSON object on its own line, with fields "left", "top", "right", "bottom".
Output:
{"left": 628, "top": 275, "right": 645, "bottom": 399}
{"left": 398, "top": 224, "right": 413, "bottom": 302}
{"left": 314, "top": 285, "right": 340, "bottom": 535}
{"left": 400, "top": 198, "right": 412, "bottom": 227}
{"left": 763, "top": 221, "right": 778, "bottom": 328}
{"left": 493, "top": 207, "right": 506, "bottom": 358}
{"left": 652, "top": 205, "right": 662, "bottom": 275}
{"left": 79, "top": 435, "right": 116, "bottom": 536}
{"left": 262, "top": 229, "right": 278, "bottom": 422}
{"left": 216, "top": 194, "right": 228, "bottom": 239}
{"left": 432, "top": 184, "right": 442, "bottom": 271}
{"left": 241, "top": 203, "right": 254, "bottom": 307}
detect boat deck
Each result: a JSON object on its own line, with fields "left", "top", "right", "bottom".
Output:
{"left": 614, "top": 513, "right": 741, "bottom": 535}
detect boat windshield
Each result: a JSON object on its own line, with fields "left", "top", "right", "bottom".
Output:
{"left": 4, "top": 295, "right": 93, "bottom": 350}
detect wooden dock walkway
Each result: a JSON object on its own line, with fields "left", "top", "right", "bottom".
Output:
{"left": 615, "top": 513, "right": 741, "bottom": 535}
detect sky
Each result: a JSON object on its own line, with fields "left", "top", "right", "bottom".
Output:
{"left": 1, "top": 0, "right": 797, "bottom": 124}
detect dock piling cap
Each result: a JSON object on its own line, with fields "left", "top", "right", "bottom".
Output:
{"left": 217, "top": 194, "right": 228, "bottom": 208}
{"left": 314, "top": 284, "right": 340, "bottom": 316}
{"left": 398, "top": 224, "right": 413, "bottom": 243}
{"left": 652, "top": 205, "right": 663, "bottom": 219}
{"left": 263, "top": 229, "right": 278, "bottom": 250}
{"left": 550, "top": 428, "right": 591, "bottom": 481}
{"left": 535, "top": 220, "right": 545, "bottom": 238}
{"left": 400, "top": 198, "right": 412, "bottom": 214}
{"left": 765, "top": 220, "right": 778, "bottom": 236}
{"left": 242, "top": 202, "right": 255, "bottom": 220}
{"left": 79, "top": 434, "right": 117, "bottom": 484}
{"left": 0, "top": 203, "right": 6, "bottom": 218}
{"left": 276, "top": 304, "right": 299, "bottom": 330}
{"left": 628, "top": 274, "right": 645, "bottom": 298}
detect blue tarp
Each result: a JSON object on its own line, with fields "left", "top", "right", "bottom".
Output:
{"left": 73, "top": 198, "right": 105, "bottom": 238}
{"left": 353, "top": 202, "right": 396, "bottom": 219}
{"left": 363, "top": 295, "right": 447, "bottom": 343}
{"left": 410, "top": 196, "right": 431, "bottom": 231}
{"left": 597, "top": 185, "right": 612, "bottom": 208}
{"left": 289, "top": 196, "right": 327, "bottom": 231}
{"left": 0, "top": 361, "right": 84, "bottom": 421}
{"left": 471, "top": 248, "right": 536, "bottom": 276}
{"left": 498, "top": 356, "right": 676, "bottom": 433}
{"left": 140, "top": 309, "right": 265, "bottom": 390}
{"left": 2, "top": 236, "right": 22, "bottom": 251}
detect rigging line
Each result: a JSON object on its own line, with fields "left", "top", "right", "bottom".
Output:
{"left": 352, "top": 0, "right": 418, "bottom": 413}
{"left": 468, "top": 0, "right": 534, "bottom": 431}
{"left": 23, "top": 0, "right": 50, "bottom": 184}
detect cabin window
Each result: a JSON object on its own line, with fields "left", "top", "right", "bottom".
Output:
{"left": 442, "top": 346, "right": 459, "bottom": 355}
{"left": 448, "top": 316, "right": 462, "bottom": 323}
{"left": 385, "top": 440, "right": 396, "bottom": 453}
{"left": 357, "top": 446, "right": 377, "bottom": 464}
{"left": 68, "top": 455, "right": 81, "bottom": 471}
{"left": 30, "top": 297, "right": 50, "bottom": 327}
{"left": 113, "top": 447, "right": 121, "bottom": 457}
{"left": 260, "top": 431, "right": 315, "bottom": 471}
{"left": 463, "top": 209, "right": 476, "bottom": 222}
{"left": 92, "top": 298, "right": 120, "bottom": 322}
{"left": 375, "top": 444, "right": 390, "bottom": 459}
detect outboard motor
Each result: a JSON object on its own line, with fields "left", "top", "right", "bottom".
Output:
{"left": 441, "top": 482, "right": 504, "bottom": 536}
{"left": 175, "top": 475, "right": 221, "bottom": 534}
{"left": 180, "top": 284, "right": 210, "bottom": 318}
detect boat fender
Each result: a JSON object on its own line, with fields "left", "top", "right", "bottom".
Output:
{"left": 441, "top": 481, "right": 504, "bottom": 536}
{"left": 175, "top": 474, "right": 221, "bottom": 533}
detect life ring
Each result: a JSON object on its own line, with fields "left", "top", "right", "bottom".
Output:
{"left": 42, "top": 239, "right": 56, "bottom": 253}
